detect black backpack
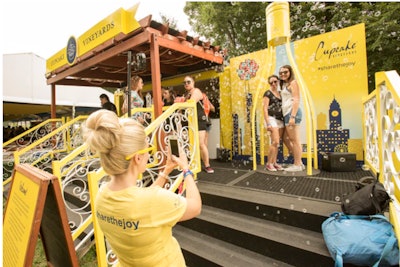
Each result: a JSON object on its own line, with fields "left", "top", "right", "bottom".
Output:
{"left": 341, "top": 176, "right": 391, "bottom": 215}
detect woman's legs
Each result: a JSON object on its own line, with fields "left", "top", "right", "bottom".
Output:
{"left": 284, "top": 125, "right": 302, "bottom": 166}
{"left": 282, "top": 129, "right": 293, "bottom": 157}
{"left": 275, "top": 127, "right": 285, "bottom": 165}
{"left": 199, "top": 130, "right": 213, "bottom": 172}
{"left": 267, "top": 127, "right": 280, "bottom": 165}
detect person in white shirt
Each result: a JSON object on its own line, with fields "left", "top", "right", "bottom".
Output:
{"left": 279, "top": 65, "right": 304, "bottom": 172}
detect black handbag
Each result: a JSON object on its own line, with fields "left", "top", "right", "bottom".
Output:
{"left": 341, "top": 177, "right": 391, "bottom": 215}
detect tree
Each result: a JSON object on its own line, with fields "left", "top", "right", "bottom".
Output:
{"left": 184, "top": 2, "right": 269, "bottom": 57}
{"left": 160, "top": 13, "right": 178, "bottom": 30}
{"left": 184, "top": 2, "right": 400, "bottom": 92}
{"left": 359, "top": 2, "right": 400, "bottom": 90}
{"left": 288, "top": 2, "right": 400, "bottom": 92}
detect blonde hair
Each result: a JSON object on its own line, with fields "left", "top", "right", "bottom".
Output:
{"left": 83, "top": 109, "right": 146, "bottom": 175}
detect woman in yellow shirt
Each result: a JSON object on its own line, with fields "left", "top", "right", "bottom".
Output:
{"left": 83, "top": 109, "right": 201, "bottom": 266}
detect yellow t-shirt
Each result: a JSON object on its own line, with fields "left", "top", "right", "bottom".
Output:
{"left": 95, "top": 184, "right": 187, "bottom": 267}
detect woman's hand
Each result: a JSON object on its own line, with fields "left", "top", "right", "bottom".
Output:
{"left": 164, "top": 150, "right": 178, "bottom": 175}
{"left": 137, "top": 116, "right": 145, "bottom": 124}
{"left": 171, "top": 147, "right": 190, "bottom": 170}
{"left": 288, "top": 117, "right": 295, "bottom": 127}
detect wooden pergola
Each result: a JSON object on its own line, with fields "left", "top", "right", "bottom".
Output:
{"left": 46, "top": 13, "right": 225, "bottom": 119}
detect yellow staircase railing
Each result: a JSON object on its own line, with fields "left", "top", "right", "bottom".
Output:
{"left": 362, "top": 70, "right": 400, "bottom": 246}
{"left": 2, "top": 116, "right": 86, "bottom": 187}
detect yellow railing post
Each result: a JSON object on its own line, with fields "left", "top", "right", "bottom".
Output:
{"left": 87, "top": 169, "right": 108, "bottom": 267}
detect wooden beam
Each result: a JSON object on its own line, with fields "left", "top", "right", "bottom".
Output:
{"left": 51, "top": 84, "right": 56, "bottom": 119}
{"left": 150, "top": 34, "right": 163, "bottom": 118}
{"left": 51, "top": 80, "right": 122, "bottom": 88}
{"left": 157, "top": 37, "right": 224, "bottom": 64}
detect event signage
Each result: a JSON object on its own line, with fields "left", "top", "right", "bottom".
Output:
{"left": 46, "top": 3, "right": 140, "bottom": 73}
{"left": 3, "top": 164, "right": 79, "bottom": 267}
{"left": 222, "top": 23, "right": 367, "bottom": 157}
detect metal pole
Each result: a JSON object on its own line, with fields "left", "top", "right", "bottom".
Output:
{"left": 127, "top": 51, "right": 132, "bottom": 117}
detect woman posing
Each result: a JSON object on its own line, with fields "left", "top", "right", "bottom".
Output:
{"left": 263, "top": 75, "right": 285, "bottom": 171}
{"left": 122, "top": 75, "right": 145, "bottom": 123}
{"left": 83, "top": 109, "right": 201, "bottom": 267}
{"left": 279, "top": 65, "right": 303, "bottom": 172}
{"left": 183, "top": 76, "right": 214, "bottom": 174}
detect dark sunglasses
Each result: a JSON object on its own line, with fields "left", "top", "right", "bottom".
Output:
{"left": 269, "top": 80, "right": 279, "bottom": 85}
{"left": 183, "top": 80, "right": 191, "bottom": 85}
{"left": 279, "top": 70, "right": 289, "bottom": 75}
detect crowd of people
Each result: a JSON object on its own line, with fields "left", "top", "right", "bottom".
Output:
{"left": 3, "top": 125, "right": 31, "bottom": 142}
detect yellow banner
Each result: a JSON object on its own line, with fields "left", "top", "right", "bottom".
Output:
{"left": 46, "top": 3, "right": 140, "bottom": 73}
{"left": 291, "top": 23, "right": 368, "bottom": 139}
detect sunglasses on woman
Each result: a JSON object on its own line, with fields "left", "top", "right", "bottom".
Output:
{"left": 125, "top": 145, "right": 155, "bottom": 160}
{"left": 279, "top": 70, "right": 289, "bottom": 75}
{"left": 269, "top": 80, "right": 279, "bottom": 85}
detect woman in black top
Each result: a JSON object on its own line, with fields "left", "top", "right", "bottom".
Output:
{"left": 183, "top": 76, "right": 214, "bottom": 174}
{"left": 263, "top": 75, "right": 286, "bottom": 171}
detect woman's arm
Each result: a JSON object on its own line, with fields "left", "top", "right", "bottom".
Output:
{"left": 122, "top": 96, "right": 128, "bottom": 114}
{"left": 179, "top": 171, "right": 202, "bottom": 221}
{"left": 263, "top": 96, "right": 271, "bottom": 130}
{"left": 209, "top": 101, "right": 216, "bottom": 113}
{"left": 171, "top": 147, "right": 202, "bottom": 221}
{"left": 190, "top": 88, "right": 203, "bottom": 102}
{"left": 153, "top": 147, "right": 202, "bottom": 221}
{"left": 290, "top": 80, "right": 300, "bottom": 116}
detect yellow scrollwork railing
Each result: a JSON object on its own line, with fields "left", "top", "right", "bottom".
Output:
{"left": 2, "top": 116, "right": 87, "bottom": 187}
{"left": 362, "top": 70, "right": 400, "bottom": 246}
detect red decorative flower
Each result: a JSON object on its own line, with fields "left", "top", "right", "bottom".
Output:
{"left": 237, "top": 59, "right": 259, "bottom": 80}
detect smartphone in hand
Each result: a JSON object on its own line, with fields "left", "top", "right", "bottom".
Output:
{"left": 168, "top": 136, "right": 180, "bottom": 157}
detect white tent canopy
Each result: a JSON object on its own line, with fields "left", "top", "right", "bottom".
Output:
{"left": 3, "top": 53, "right": 116, "bottom": 119}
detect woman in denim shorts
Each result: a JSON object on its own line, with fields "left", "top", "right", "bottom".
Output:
{"left": 279, "top": 65, "right": 304, "bottom": 172}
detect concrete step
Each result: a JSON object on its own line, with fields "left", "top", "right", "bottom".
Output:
{"left": 174, "top": 224, "right": 294, "bottom": 267}
{"left": 179, "top": 204, "right": 334, "bottom": 266}
{"left": 198, "top": 181, "right": 341, "bottom": 233}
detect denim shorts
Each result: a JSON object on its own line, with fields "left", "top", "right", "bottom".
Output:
{"left": 284, "top": 109, "right": 302, "bottom": 125}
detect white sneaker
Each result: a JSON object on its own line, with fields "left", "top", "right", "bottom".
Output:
{"left": 285, "top": 165, "right": 303, "bottom": 172}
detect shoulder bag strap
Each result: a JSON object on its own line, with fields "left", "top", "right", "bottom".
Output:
{"left": 334, "top": 252, "right": 344, "bottom": 267}
{"left": 373, "top": 233, "right": 397, "bottom": 267}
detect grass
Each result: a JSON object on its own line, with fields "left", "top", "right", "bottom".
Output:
{"left": 34, "top": 237, "right": 98, "bottom": 267}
